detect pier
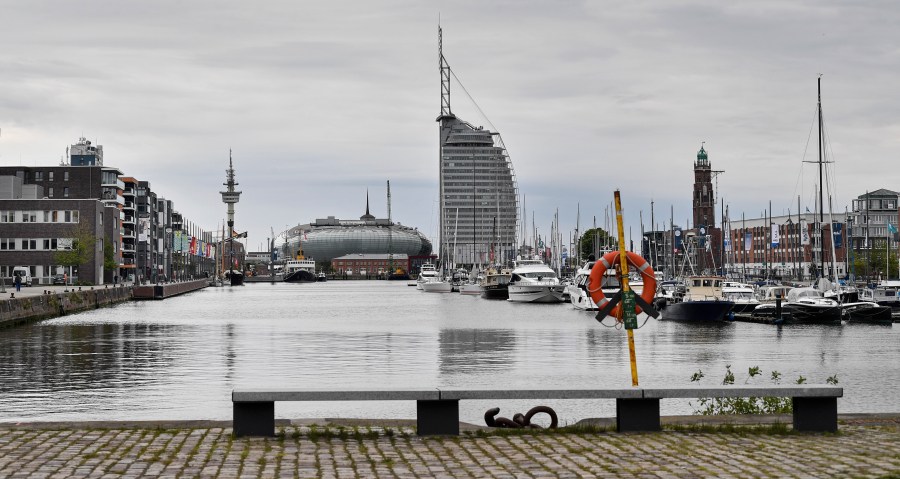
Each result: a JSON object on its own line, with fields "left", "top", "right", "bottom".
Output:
{"left": 132, "top": 279, "right": 209, "bottom": 300}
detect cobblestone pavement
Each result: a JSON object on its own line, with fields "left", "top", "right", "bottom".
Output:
{"left": 1, "top": 422, "right": 899, "bottom": 478}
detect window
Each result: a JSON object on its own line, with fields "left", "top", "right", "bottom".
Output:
{"left": 52, "top": 211, "right": 58, "bottom": 222}
{"left": 64, "top": 171, "right": 69, "bottom": 181}
{"left": 35, "top": 171, "right": 43, "bottom": 181}
{"left": 63, "top": 187, "right": 69, "bottom": 198}
{"left": 43, "top": 211, "right": 49, "bottom": 222}
{"left": 72, "top": 211, "right": 79, "bottom": 223}
{"left": 64, "top": 211, "right": 71, "bottom": 222}
{"left": 48, "top": 187, "right": 54, "bottom": 198}
{"left": 0, "top": 211, "right": 10, "bottom": 222}
{"left": 48, "top": 171, "right": 54, "bottom": 181}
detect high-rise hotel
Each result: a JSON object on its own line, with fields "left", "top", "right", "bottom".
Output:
{"left": 436, "top": 27, "right": 519, "bottom": 267}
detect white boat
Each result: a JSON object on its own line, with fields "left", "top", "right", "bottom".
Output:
{"left": 416, "top": 263, "right": 440, "bottom": 290}
{"left": 722, "top": 281, "right": 759, "bottom": 314}
{"left": 753, "top": 287, "right": 842, "bottom": 324}
{"left": 860, "top": 280, "right": 900, "bottom": 309}
{"left": 507, "top": 258, "right": 566, "bottom": 303}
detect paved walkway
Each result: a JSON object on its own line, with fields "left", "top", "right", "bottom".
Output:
{"left": 1, "top": 419, "right": 899, "bottom": 478}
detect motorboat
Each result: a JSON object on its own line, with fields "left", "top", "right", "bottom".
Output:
{"left": 567, "top": 261, "right": 599, "bottom": 311}
{"left": 507, "top": 258, "right": 565, "bottom": 303}
{"left": 225, "top": 269, "right": 244, "bottom": 286}
{"left": 317, "top": 272, "right": 327, "bottom": 282}
{"left": 283, "top": 259, "right": 317, "bottom": 283}
{"left": 859, "top": 280, "right": 900, "bottom": 309}
{"left": 722, "top": 281, "right": 759, "bottom": 314}
{"left": 416, "top": 263, "right": 440, "bottom": 290}
{"left": 654, "top": 280, "right": 685, "bottom": 310}
{"left": 480, "top": 266, "right": 511, "bottom": 300}
{"left": 753, "top": 287, "right": 842, "bottom": 324}
{"left": 661, "top": 276, "right": 734, "bottom": 322}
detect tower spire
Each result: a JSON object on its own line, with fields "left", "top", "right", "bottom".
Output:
{"left": 366, "top": 189, "right": 370, "bottom": 216}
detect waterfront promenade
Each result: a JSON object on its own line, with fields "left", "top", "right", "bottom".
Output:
{"left": 1, "top": 417, "right": 899, "bottom": 478}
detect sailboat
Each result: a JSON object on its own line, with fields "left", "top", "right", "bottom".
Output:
{"left": 422, "top": 208, "right": 455, "bottom": 293}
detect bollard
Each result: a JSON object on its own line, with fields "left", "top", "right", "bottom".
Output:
{"left": 775, "top": 292, "right": 782, "bottom": 322}
{"left": 9, "top": 293, "right": 14, "bottom": 298}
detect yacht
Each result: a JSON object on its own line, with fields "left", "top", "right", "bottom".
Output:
{"left": 661, "top": 276, "right": 734, "bottom": 322}
{"left": 722, "top": 281, "right": 759, "bottom": 314}
{"left": 416, "top": 263, "right": 440, "bottom": 290}
{"left": 283, "top": 259, "right": 317, "bottom": 283}
{"left": 567, "top": 261, "right": 599, "bottom": 310}
{"left": 480, "top": 266, "right": 512, "bottom": 300}
{"left": 753, "top": 287, "right": 842, "bottom": 324}
{"left": 507, "top": 258, "right": 566, "bottom": 303}
{"left": 859, "top": 280, "right": 900, "bottom": 309}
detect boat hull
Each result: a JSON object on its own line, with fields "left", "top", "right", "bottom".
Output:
{"left": 508, "top": 285, "right": 566, "bottom": 303}
{"left": 662, "top": 300, "right": 734, "bottom": 322}
{"left": 844, "top": 303, "right": 893, "bottom": 325}
{"left": 284, "top": 270, "right": 317, "bottom": 283}
{"left": 459, "top": 284, "right": 482, "bottom": 295}
{"left": 481, "top": 284, "right": 509, "bottom": 299}
{"left": 421, "top": 281, "right": 453, "bottom": 293}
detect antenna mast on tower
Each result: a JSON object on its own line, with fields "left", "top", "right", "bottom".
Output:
{"left": 439, "top": 25, "right": 452, "bottom": 118}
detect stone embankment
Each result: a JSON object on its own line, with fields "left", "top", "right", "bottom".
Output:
{"left": 0, "top": 285, "right": 132, "bottom": 329}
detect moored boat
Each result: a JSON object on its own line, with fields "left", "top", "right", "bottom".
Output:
{"left": 507, "top": 258, "right": 565, "bottom": 303}
{"left": 843, "top": 301, "right": 893, "bottom": 325}
{"left": 480, "top": 266, "right": 511, "bottom": 300}
{"left": 283, "top": 259, "right": 317, "bottom": 283}
{"left": 661, "top": 276, "right": 733, "bottom": 322}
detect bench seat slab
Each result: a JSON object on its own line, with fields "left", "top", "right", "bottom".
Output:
{"left": 616, "top": 398, "right": 660, "bottom": 432}
{"left": 793, "top": 397, "right": 838, "bottom": 432}
{"left": 417, "top": 400, "right": 459, "bottom": 436}
{"left": 234, "top": 401, "right": 275, "bottom": 437}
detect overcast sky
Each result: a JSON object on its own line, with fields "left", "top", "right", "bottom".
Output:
{"left": 1, "top": 1, "right": 898, "bottom": 252}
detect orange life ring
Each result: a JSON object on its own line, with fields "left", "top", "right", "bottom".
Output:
{"left": 588, "top": 251, "right": 657, "bottom": 318}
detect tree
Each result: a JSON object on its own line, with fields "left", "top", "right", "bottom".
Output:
{"left": 54, "top": 223, "right": 97, "bottom": 280}
{"left": 578, "top": 227, "right": 616, "bottom": 260}
{"left": 103, "top": 242, "right": 117, "bottom": 272}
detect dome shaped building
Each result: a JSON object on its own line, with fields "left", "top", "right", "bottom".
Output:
{"left": 283, "top": 198, "right": 432, "bottom": 264}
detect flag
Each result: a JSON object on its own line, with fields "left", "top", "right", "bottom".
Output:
{"left": 724, "top": 236, "right": 732, "bottom": 252}
{"left": 674, "top": 228, "right": 683, "bottom": 253}
{"left": 190, "top": 237, "right": 197, "bottom": 255}
{"left": 232, "top": 230, "right": 248, "bottom": 239}
{"left": 800, "top": 221, "right": 810, "bottom": 245}
{"left": 888, "top": 222, "right": 898, "bottom": 234}
{"left": 832, "top": 223, "right": 843, "bottom": 249}
{"left": 744, "top": 232, "right": 752, "bottom": 251}
{"left": 771, "top": 224, "right": 780, "bottom": 247}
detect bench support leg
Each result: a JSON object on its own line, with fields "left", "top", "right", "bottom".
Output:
{"left": 792, "top": 397, "right": 837, "bottom": 432}
{"left": 233, "top": 401, "right": 275, "bottom": 437}
{"left": 417, "top": 399, "right": 459, "bottom": 436}
{"left": 616, "top": 398, "right": 660, "bottom": 432}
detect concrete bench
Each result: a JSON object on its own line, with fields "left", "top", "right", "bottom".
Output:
{"left": 232, "top": 385, "right": 842, "bottom": 437}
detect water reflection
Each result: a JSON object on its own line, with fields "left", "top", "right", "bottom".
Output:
{"left": 439, "top": 329, "right": 516, "bottom": 375}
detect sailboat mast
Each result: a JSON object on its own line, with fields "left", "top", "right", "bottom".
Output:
{"left": 817, "top": 76, "right": 825, "bottom": 280}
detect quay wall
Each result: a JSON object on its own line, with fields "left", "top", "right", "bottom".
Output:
{"left": 0, "top": 286, "right": 132, "bottom": 329}
{"left": 132, "top": 279, "right": 208, "bottom": 300}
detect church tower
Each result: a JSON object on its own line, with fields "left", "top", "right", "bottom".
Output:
{"left": 692, "top": 144, "right": 715, "bottom": 229}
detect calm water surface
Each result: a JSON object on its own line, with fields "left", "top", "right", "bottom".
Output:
{"left": 1, "top": 281, "right": 897, "bottom": 425}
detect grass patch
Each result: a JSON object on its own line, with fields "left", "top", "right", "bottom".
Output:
{"left": 664, "top": 422, "right": 796, "bottom": 435}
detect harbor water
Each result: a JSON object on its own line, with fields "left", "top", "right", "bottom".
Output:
{"left": 1, "top": 281, "right": 898, "bottom": 426}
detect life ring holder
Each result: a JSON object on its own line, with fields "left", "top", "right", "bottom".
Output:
{"left": 587, "top": 251, "right": 660, "bottom": 321}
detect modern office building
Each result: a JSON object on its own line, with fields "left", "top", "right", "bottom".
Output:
{"left": 849, "top": 189, "right": 899, "bottom": 250}
{"left": 436, "top": 27, "right": 519, "bottom": 267}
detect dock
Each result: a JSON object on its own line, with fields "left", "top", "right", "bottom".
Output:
{"left": 132, "top": 279, "right": 208, "bottom": 300}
